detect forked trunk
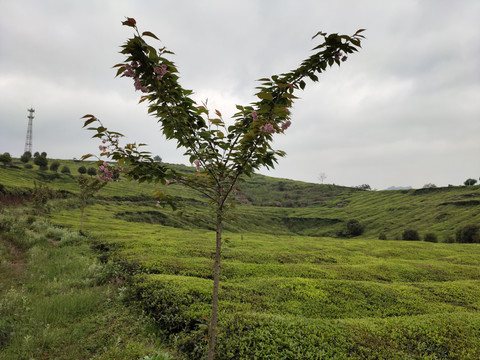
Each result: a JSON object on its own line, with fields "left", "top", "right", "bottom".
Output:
{"left": 207, "top": 200, "right": 223, "bottom": 360}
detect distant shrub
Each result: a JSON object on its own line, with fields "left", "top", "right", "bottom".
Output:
{"left": 78, "top": 165, "right": 87, "bottom": 174}
{"left": 50, "top": 160, "right": 60, "bottom": 173}
{"left": 33, "top": 155, "right": 48, "bottom": 170}
{"left": 61, "top": 165, "right": 71, "bottom": 174}
{"left": 24, "top": 163, "right": 33, "bottom": 169}
{"left": 20, "top": 151, "right": 32, "bottom": 163}
{"left": 0, "top": 152, "right": 12, "bottom": 166}
{"left": 378, "top": 232, "right": 387, "bottom": 240}
{"left": 456, "top": 224, "right": 480, "bottom": 243}
{"left": 402, "top": 229, "right": 420, "bottom": 241}
{"left": 464, "top": 178, "right": 477, "bottom": 186}
{"left": 424, "top": 232, "right": 438, "bottom": 243}
{"left": 346, "top": 219, "right": 364, "bottom": 237}
{"left": 443, "top": 234, "right": 455, "bottom": 243}
{"left": 87, "top": 167, "right": 97, "bottom": 176}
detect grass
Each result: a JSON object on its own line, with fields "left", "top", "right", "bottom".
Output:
{"left": 3, "top": 160, "right": 480, "bottom": 358}
{"left": 0, "top": 207, "right": 174, "bottom": 360}
{"left": 50, "top": 200, "right": 480, "bottom": 359}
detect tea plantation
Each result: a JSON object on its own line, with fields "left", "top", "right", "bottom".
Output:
{"left": 2, "top": 159, "right": 480, "bottom": 359}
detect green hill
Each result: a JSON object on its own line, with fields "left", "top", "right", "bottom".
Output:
{"left": 2, "top": 158, "right": 479, "bottom": 240}
{"left": 2, "top": 158, "right": 480, "bottom": 359}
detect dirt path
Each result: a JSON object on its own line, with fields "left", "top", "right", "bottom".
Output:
{"left": 0, "top": 235, "right": 26, "bottom": 276}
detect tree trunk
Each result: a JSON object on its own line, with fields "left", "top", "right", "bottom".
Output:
{"left": 207, "top": 201, "right": 223, "bottom": 360}
{"left": 80, "top": 204, "right": 85, "bottom": 233}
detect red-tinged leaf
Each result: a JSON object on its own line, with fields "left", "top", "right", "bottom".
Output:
{"left": 215, "top": 109, "right": 222, "bottom": 118}
{"left": 112, "top": 63, "right": 125, "bottom": 68}
{"left": 81, "top": 154, "right": 94, "bottom": 160}
{"left": 354, "top": 29, "right": 367, "bottom": 35}
{"left": 81, "top": 114, "right": 95, "bottom": 119}
{"left": 142, "top": 31, "right": 160, "bottom": 40}
{"left": 122, "top": 17, "right": 136, "bottom": 27}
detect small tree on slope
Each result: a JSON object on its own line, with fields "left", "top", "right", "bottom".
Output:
{"left": 82, "top": 18, "right": 364, "bottom": 360}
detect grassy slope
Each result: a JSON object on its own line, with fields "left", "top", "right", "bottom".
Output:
{"left": 0, "top": 207, "right": 171, "bottom": 360}
{"left": 2, "top": 159, "right": 480, "bottom": 239}
{"left": 3, "top": 160, "right": 480, "bottom": 358}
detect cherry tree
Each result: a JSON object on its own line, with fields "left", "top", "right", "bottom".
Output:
{"left": 83, "top": 18, "right": 364, "bottom": 359}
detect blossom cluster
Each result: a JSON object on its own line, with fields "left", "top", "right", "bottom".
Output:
{"left": 154, "top": 64, "right": 167, "bottom": 80}
{"left": 259, "top": 123, "right": 276, "bottom": 134}
{"left": 98, "top": 161, "right": 115, "bottom": 182}
{"left": 98, "top": 133, "right": 121, "bottom": 157}
{"left": 96, "top": 133, "right": 124, "bottom": 182}
{"left": 194, "top": 159, "right": 201, "bottom": 171}
{"left": 333, "top": 51, "right": 348, "bottom": 62}
{"left": 123, "top": 61, "right": 148, "bottom": 92}
{"left": 252, "top": 111, "right": 291, "bottom": 134}
{"left": 123, "top": 60, "right": 168, "bottom": 93}
{"left": 259, "top": 120, "right": 291, "bottom": 134}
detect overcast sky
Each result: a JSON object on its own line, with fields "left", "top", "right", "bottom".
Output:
{"left": 1, "top": 0, "right": 479, "bottom": 190}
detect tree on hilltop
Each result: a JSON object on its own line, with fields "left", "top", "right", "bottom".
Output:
{"left": 0, "top": 152, "right": 12, "bottom": 167}
{"left": 20, "top": 151, "right": 32, "bottom": 163}
{"left": 33, "top": 154, "right": 48, "bottom": 170}
{"left": 464, "top": 178, "right": 477, "bottom": 186}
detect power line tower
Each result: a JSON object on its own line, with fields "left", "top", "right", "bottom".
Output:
{"left": 24, "top": 108, "right": 34, "bottom": 154}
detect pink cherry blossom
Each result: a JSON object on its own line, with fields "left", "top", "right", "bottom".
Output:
{"left": 154, "top": 64, "right": 167, "bottom": 80}
{"left": 260, "top": 123, "right": 276, "bottom": 134}
{"left": 281, "top": 120, "right": 291, "bottom": 131}
{"left": 194, "top": 159, "right": 201, "bottom": 171}
{"left": 251, "top": 110, "right": 258, "bottom": 121}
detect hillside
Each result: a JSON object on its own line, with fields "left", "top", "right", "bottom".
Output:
{"left": 1, "top": 158, "right": 480, "bottom": 240}
{"left": 2, "top": 158, "right": 480, "bottom": 358}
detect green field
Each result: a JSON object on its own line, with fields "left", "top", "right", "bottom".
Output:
{"left": 2, "top": 159, "right": 480, "bottom": 359}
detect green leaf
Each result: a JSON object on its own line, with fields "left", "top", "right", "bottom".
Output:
{"left": 82, "top": 118, "right": 97, "bottom": 128}
{"left": 209, "top": 118, "right": 223, "bottom": 126}
{"left": 115, "top": 66, "right": 126, "bottom": 77}
{"left": 257, "top": 92, "right": 274, "bottom": 101}
{"left": 142, "top": 31, "right": 160, "bottom": 40}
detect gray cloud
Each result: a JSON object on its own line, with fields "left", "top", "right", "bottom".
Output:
{"left": 1, "top": 0, "right": 479, "bottom": 189}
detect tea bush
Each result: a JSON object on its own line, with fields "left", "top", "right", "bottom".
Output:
{"left": 402, "top": 229, "right": 420, "bottom": 241}
{"left": 424, "top": 232, "right": 438, "bottom": 243}
{"left": 456, "top": 224, "right": 480, "bottom": 243}
{"left": 346, "top": 219, "right": 364, "bottom": 237}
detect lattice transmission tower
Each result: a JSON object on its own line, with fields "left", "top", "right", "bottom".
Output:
{"left": 24, "top": 108, "right": 34, "bottom": 154}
